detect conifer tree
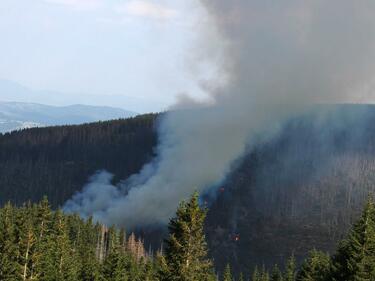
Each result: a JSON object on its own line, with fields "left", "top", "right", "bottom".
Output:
{"left": 15, "top": 205, "right": 38, "bottom": 281}
{"left": 296, "top": 250, "right": 330, "bottom": 281}
{"left": 55, "top": 210, "right": 79, "bottom": 281}
{"left": 143, "top": 259, "right": 157, "bottom": 281}
{"left": 331, "top": 197, "right": 375, "bottom": 280}
{"left": 35, "top": 196, "right": 52, "bottom": 239}
{"left": 260, "top": 265, "right": 270, "bottom": 281}
{"left": 76, "top": 217, "right": 100, "bottom": 281}
{"left": 270, "top": 264, "right": 283, "bottom": 281}
{"left": 101, "top": 227, "right": 128, "bottom": 281}
{"left": 252, "top": 266, "right": 260, "bottom": 281}
{"left": 284, "top": 256, "right": 296, "bottom": 281}
{"left": 163, "top": 192, "right": 216, "bottom": 281}
{"left": 0, "top": 203, "right": 18, "bottom": 281}
{"left": 38, "top": 210, "right": 79, "bottom": 281}
{"left": 238, "top": 272, "right": 245, "bottom": 281}
{"left": 223, "top": 264, "right": 233, "bottom": 281}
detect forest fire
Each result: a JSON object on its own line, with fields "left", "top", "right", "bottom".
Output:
{"left": 232, "top": 234, "right": 240, "bottom": 242}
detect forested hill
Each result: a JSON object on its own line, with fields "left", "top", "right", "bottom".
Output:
{"left": 0, "top": 114, "right": 158, "bottom": 207}
{"left": 3, "top": 105, "right": 375, "bottom": 274}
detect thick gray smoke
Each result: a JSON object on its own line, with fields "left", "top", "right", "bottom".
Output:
{"left": 64, "top": 0, "right": 375, "bottom": 227}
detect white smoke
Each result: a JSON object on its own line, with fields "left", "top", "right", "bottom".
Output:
{"left": 64, "top": 0, "right": 375, "bottom": 227}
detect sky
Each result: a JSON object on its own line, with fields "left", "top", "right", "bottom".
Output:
{"left": 0, "top": 0, "right": 212, "bottom": 112}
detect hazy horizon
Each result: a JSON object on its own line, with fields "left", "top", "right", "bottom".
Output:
{"left": 0, "top": 0, "right": 215, "bottom": 113}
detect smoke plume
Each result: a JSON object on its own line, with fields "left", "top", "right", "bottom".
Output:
{"left": 64, "top": 0, "right": 375, "bottom": 227}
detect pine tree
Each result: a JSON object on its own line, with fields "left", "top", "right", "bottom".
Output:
{"left": 284, "top": 256, "right": 296, "bottom": 281}
{"left": 35, "top": 197, "right": 52, "bottom": 240}
{"left": 143, "top": 259, "right": 157, "bottom": 281}
{"left": 260, "top": 265, "right": 270, "bottom": 281}
{"left": 101, "top": 227, "right": 128, "bottom": 281}
{"left": 223, "top": 264, "right": 233, "bottom": 281}
{"left": 0, "top": 203, "right": 18, "bottom": 281}
{"left": 58, "top": 210, "right": 79, "bottom": 280}
{"left": 238, "top": 272, "right": 245, "bottom": 281}
{"left": 296, "top": 250, "right": 330, "bottom": 281}
{"left": 270, "top": 264, "right": 283, "bottom": 281}
{"left": 163, "top": 192, "right": 216, "bottom": 281}
{"left": 76, "top": 217, "right": 100, "bottom": 281}
{"left": 252, "top": 266, "right": 261, "bottom": 281}
{"left": 331, "top": 197, "right": 375, "bottom": 280}
{"left": 15, "top": 205, "right": 38, "bottom": 281}
{"left": 155, "top": 251, "right": 169, "bottom": 281}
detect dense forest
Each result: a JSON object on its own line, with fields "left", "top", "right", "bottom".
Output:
{"left": 0, "top": 114, "right": 158, "bottom": 206}
{"left": 2, "top": 105, "right": 375, "bottom": 273}
{"left": 2, "top": 193, "right": 375, "bottom": 280}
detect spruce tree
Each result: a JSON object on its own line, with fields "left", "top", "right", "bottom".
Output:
{"left": 101, "top": 227, "right": 128, "bottom": 281}
{"left": 260, "top": 265, "right": 270, "bottom": 281}
{"left": 252, "top": 266, "right": 260, "bottom": 281}
{"left": 0, "top": 203, "right": 18, "bottom": 281}
{"left": 270, "top": 264, "right": 283, "bottom": 281}
{"left": 223, "top": 264, "right": 233, "bottom": 281}
{"left": 331, "top": 197, "right": 375, "bottom": 280}
{"left": 15, "top": 205, "right": 38, "bottom": 281}
{"left": 39, "top": 210, "right": 78, "bottom": 281}
{"left": 296, "top": 250, "right": 330, "bottom": 281}
{"left": 284, "top": 256, "right": 296, "bottom": 281}
{"left": 163, "top": 192, "right": 216, "bottom": 281}
{"left": 76, "top": 217, "right": 100, "bottom": 281}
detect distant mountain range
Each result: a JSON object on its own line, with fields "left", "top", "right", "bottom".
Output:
{"left": 0, "top": 101, "right": 136, "bottom": 133}
{"left": 0, "top": 79, "right": 167, "bottom": 113}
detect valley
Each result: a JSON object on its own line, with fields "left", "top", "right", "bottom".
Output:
{"left": 1, "top": 105, "right": 375, "bottom": 274}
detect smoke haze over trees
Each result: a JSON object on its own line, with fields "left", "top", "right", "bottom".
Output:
{"left": 63, "top": 0, "right": 375, "bottom": 229}
{"left": 3, "top": 106, "right": 375, "bottom": 272}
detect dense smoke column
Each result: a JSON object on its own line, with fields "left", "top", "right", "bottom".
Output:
{"left": 64, "top": 0, "right": 375, "bottom": 228}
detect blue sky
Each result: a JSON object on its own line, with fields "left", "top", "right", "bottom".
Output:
{"left": 0, "top": 0, "right": 211, "bottom": 112}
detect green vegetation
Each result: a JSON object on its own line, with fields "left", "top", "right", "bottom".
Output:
{"left": 0, "top": 197, "right": 154, "bottom": 281}
{"left": 0, "top": 194, "right": 213, "bottom": 281}
{"left": 0, "top": 114, "right": 157, "bottom": 207}
{"left": 3, "top": 108, "right": 375, "bottom": 273}
{"left": 2, "top": 194, "right": 375, "bottom": 280}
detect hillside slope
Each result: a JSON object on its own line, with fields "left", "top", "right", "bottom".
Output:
{"left": 1, "top": 106, "right": 375, "bottom": 273}
{"left": 0, "top": 114, "right": 157, "bottom": 206}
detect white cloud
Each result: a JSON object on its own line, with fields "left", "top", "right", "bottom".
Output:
{"left": 116, "top": 1, "right": 178, "bottom": 20}
{"left": 43, "top": 0, "right": 102, "bottom": 11}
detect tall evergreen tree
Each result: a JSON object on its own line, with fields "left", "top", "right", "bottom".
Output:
{"left": 260, "top": 266, "right": 270, "bottom": 281}
{"left": 223, "top": 264, "right": 233, "bottom": 281}
{"left": 284, "top": 256, "right": 296, "bottom": 281}
{"left": 76, "top": 217, "right": 100, "bottom": 281}
{"left": 270, "top": 264, "right": 283, "bottom": 281}
{"left": 296, "top": 250, "right": 330, "bottom": 281}
{"left": 38, "top": 210, "right": 79, "bottom": 281}
{"left": 101, "top": 226, "right": 128, "bottom": 281}
{"left": 15, "top": 205, "right": 38, "bottom": 281}
{"left": 0, "top": 203, "right": 18, "bottom": 281}
{"left": 252, "top": 266, "right": 260, "bottom": 281}
{"left": 163, "top": 192, "right": 216, "bottom": 281}
{"left": 331, "top": 197, "right": 375, "bottom": 280}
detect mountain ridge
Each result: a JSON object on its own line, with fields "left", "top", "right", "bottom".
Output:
{"left": 0, "top": 101, "right": 137, "bottom": 133}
